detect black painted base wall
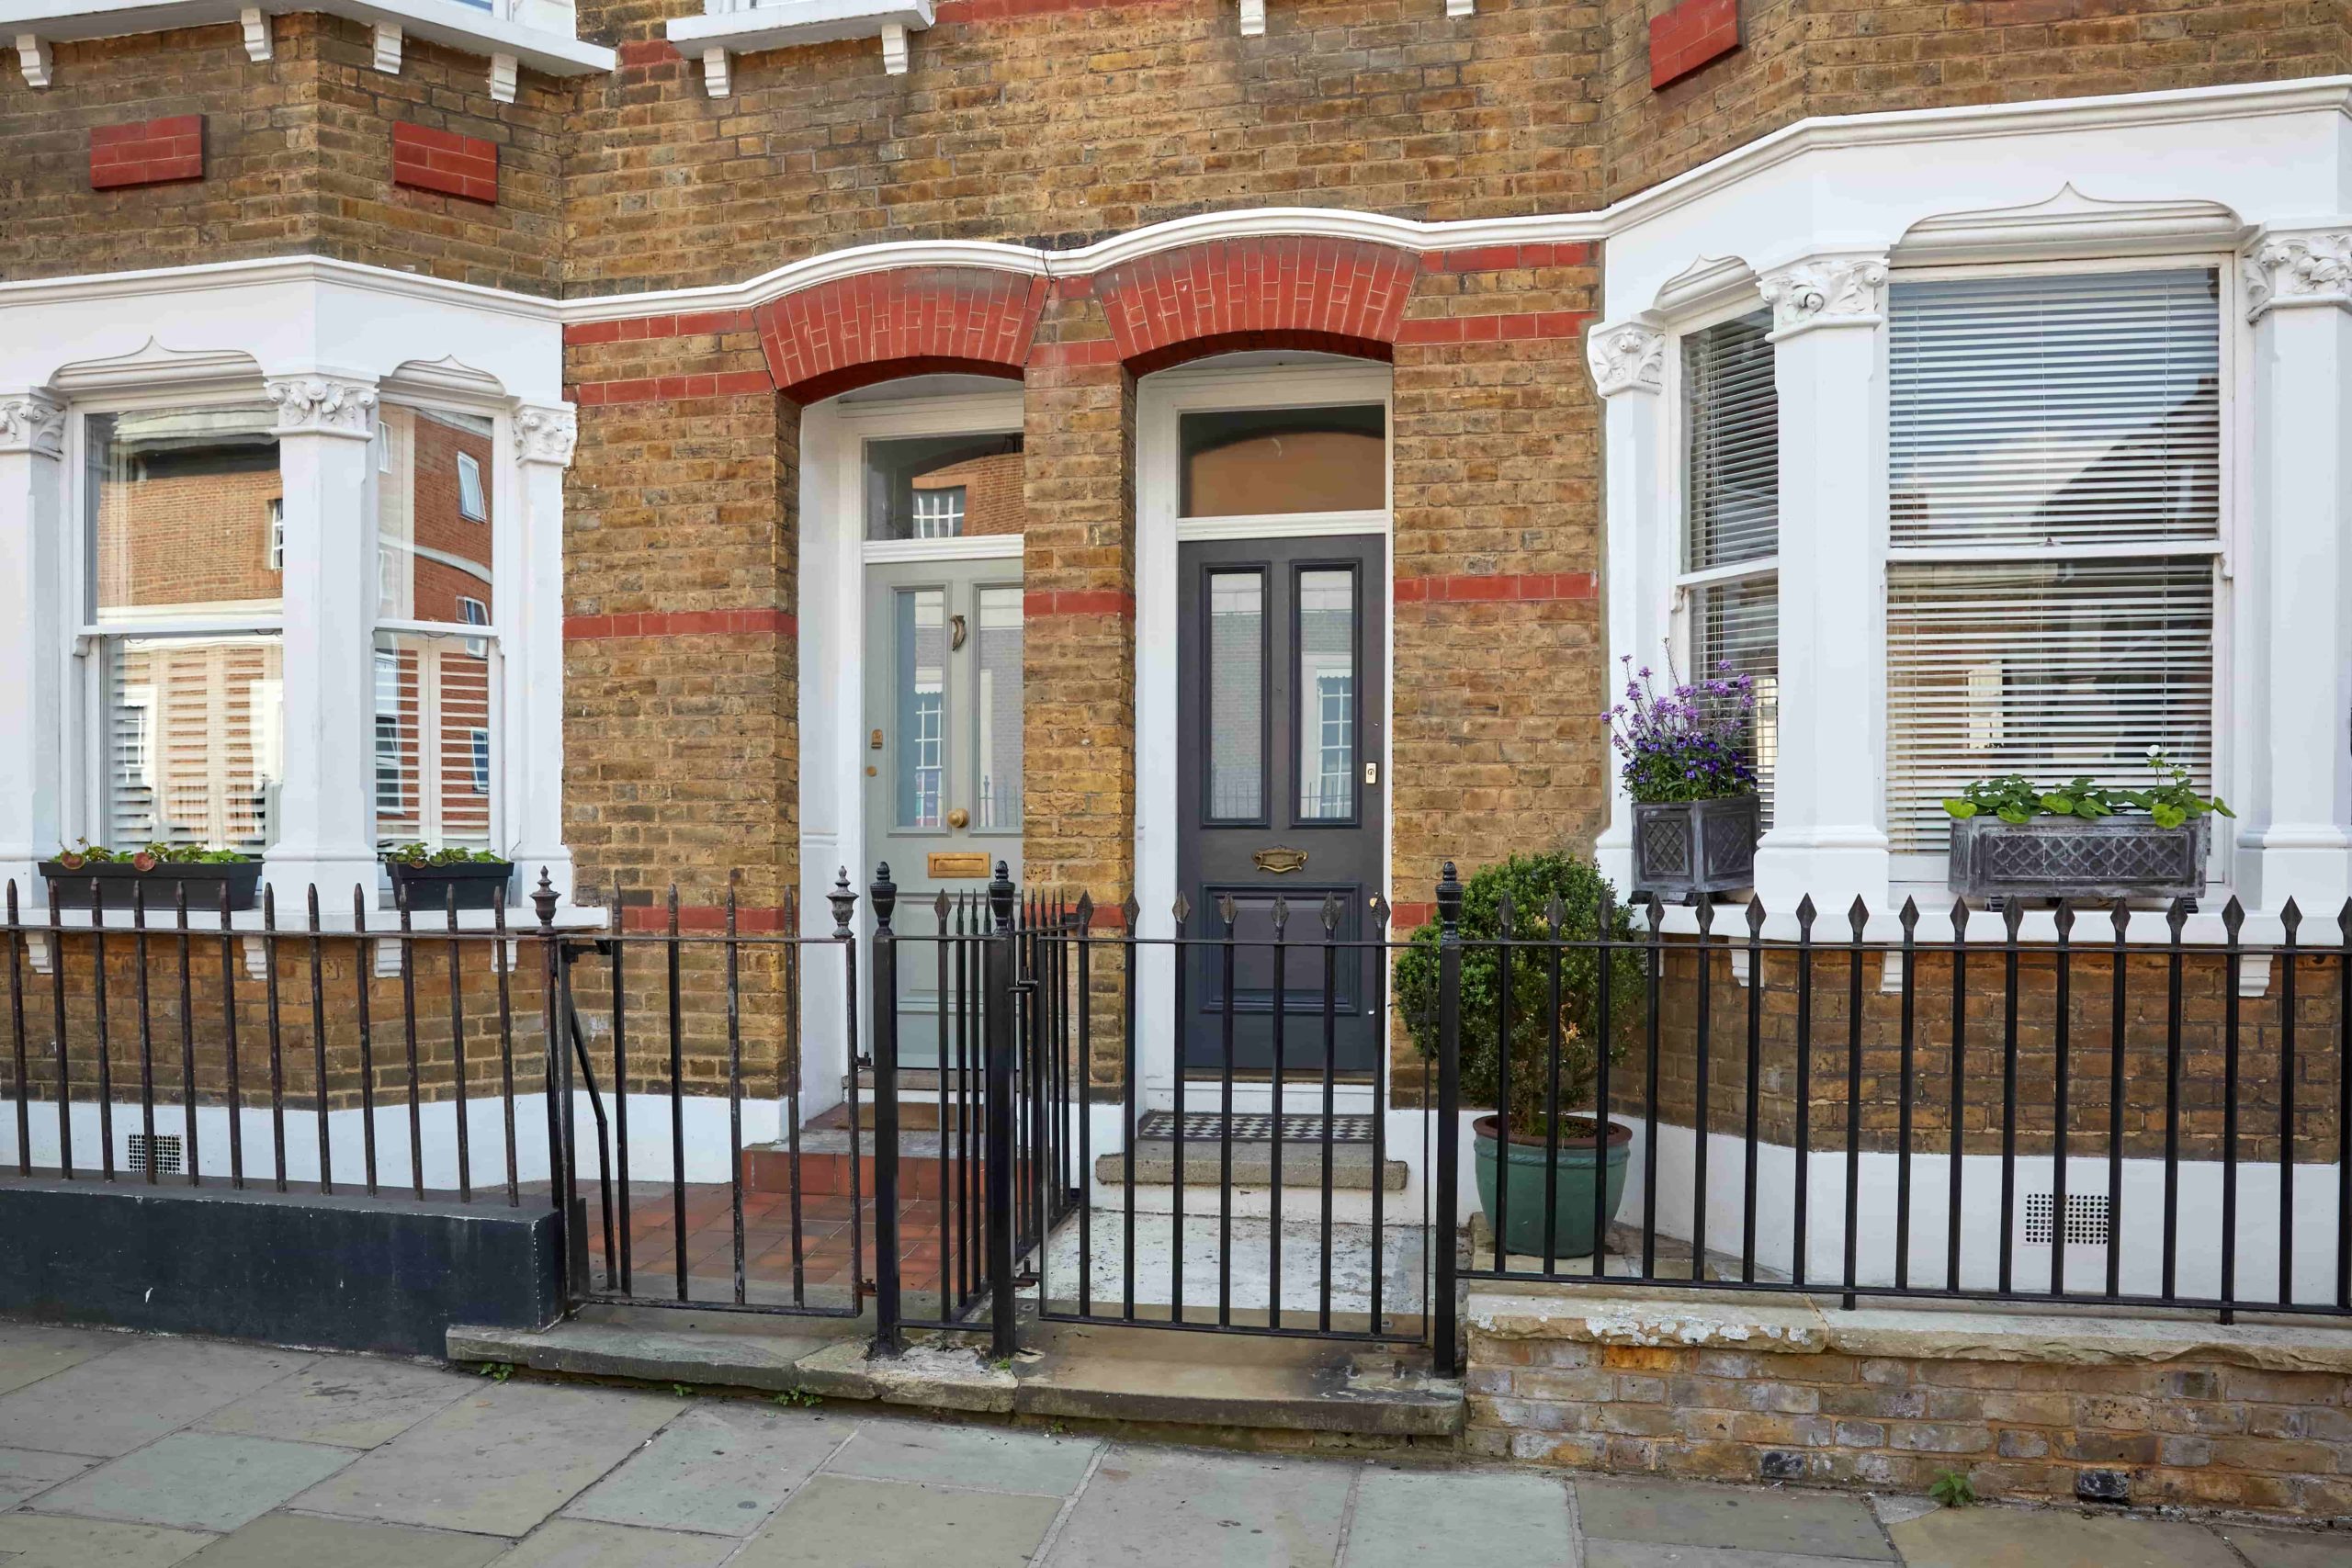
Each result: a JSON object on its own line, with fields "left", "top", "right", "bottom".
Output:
{"left": 0, "top": 1178, "right": 568, "bottom": 1357}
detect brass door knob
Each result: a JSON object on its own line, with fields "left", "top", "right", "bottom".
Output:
{"left": 947, "top": 807, "right": 970, "bottom": 829}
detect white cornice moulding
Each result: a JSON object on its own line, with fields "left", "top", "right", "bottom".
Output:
{"left": 47, "top": 337, "right": 266, "bottom": 394}
{"left": 667, "top": 0, "right": 932, "bottom": 96}
{"left": 0, "top": 254, "right": 567, "bottom": 328}
{"left": 0, "top": 0, "right": 614, "bottom": 79}
{"left": 1895, "top": 185, "right": 2254, "bottom": 266}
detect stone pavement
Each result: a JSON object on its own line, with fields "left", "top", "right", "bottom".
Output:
{"left": 0, "top": 1322, "right": 2337, "bottom": 1567}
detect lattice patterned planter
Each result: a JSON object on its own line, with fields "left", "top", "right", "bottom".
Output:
{"left": 1947, "top": 817, "right": 2208, "bottom": 907}
{"left": 1631, "top": 795, "right": 1758, "bottom": 903}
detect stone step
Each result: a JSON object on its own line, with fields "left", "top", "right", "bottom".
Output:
{"left": 1095, "top": 1137, "right": 1407, "bottom": 1192}
{"left": 1040, "top": 1206, "right": 1430, "bottom": 1329}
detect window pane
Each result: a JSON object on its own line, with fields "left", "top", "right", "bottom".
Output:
{"left": 378, "top": 406, "right": 496, "bottom": 626}
{"left": 1205, "top": 570, "right": 1265, "bottom": 820}
{"left": 1684, "top": 310, "right": 1778, "bottom": 570}
{"left": 1181, "top": 406, "right": 1385, "bottom": 518}
{"left": 90, "top": 407, "right": 281, "bottom": 621}
{"left": 372, "top": 631, "right": 495, "bottom": 852}
{"left": 865, "top": 434, "right": 1025, "bottom": 542}
{"left": 1295, "top": 568, "right": 1355, "bottom": 821}
{"left": 1890, "top": 269, "right": 2221, "bottom": 548}
{"left": 894, "top": 588, "right": 948, "bottom": 829}
{"left": 1692, "top": 574, "right": 1777, "bottom": 827}
{"left": 1885, "top": 558, "right": 2215, "bottom": 852}
{"left": 104, "top": 634, "right": 283, "bottom": 854}
{"left": 975, "top": 588, "right": 1023, "bottom": 830}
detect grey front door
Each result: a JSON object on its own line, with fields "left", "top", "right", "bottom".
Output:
{"left": 1175, "top": 535, "right": 1385, "bottom": 1074}
{"left": 864, "top": 558, "right": 1024, "bottom": 1066}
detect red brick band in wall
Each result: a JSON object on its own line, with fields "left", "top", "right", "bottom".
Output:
{"left": 89, "top": 115, "right": 204, "bottom": 190}
{"left": 1091, "top": 237, "right": 1420, "bottom": 371}
{"left": 1396, "top": 310, "right": 1590, "bottom": 346}
{"left": 753, "top": 269, "right": 1050, "bottom": 403}
{"left": 1394, "top": 571, "right": 1597, "bottom": 604}
{"left": 564, "top": 608, "right": 797, "bottom": 639}
{"left": 1023, "top": 589, "right": 1136, "bottom": 619}
{"left": 571, "top": 371, "right": 773, "bottom": 407}
{"left": 1650, "top": 0, "right": 1741, "bottom": 90}
{"left": 566, "top": 310, "right": 757, "bottom": 346}
{"left": 391, "top": 123, "right": 499, "bottom": 205}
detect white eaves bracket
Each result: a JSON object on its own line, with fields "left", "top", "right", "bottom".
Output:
{"left": 667, "top": 0, "right": 933, "bottom": 97}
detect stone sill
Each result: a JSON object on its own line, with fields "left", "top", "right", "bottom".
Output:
{"left": 1464, "top": 1283, "right": 2352, "bottom": 1375}
{"left": 2, "top": 0, "right": 615, "bottom": 77}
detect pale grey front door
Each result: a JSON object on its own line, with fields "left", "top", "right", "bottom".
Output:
{"left": 864, "top": 558, "right": 1024, "bottom": 1066}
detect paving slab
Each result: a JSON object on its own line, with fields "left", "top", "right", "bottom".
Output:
{"left": 0, "top": 1445, "right": 95, "bottom": 1508}
{"left": 180, "top": 1513, "right": 507, "bottom": 1567}
{"left": 0, "top": 1339, "right": 311, "bottom": 1458}
{"left": 561, "top": 1402, "right": 854, "bottom": 1536}
{"left": 0, "top": 1323, "right": 125, "bottom": 1395}
{"left": 287, "top": 1381, "right": 684, "bottom": 1538}
{"left": 2213, "top": 1524, "right": 2351, "bottom": 1568}
{"left": 733, "top": 1474, "right": 1063, "bottom": 1568}
{"left": 1576, "top": 1479, "right": 1894, "bottom": 1562}
{"left": 1343, "top": 1466, "right": 1575, "bottom": 1567}
{"left": 193, "top": 1358, "right": 474, "bottom": 1449}
{"left": 1041, "top": 1445, "right": 1353, "bottom": 1568}
{"left": 1887, "top": 1507, "right": 2241, "bottom": 1568}
{"left": 30, "top": 1433, "right": 353, "bottom": 1532}
{"left": 827, "top": 1418, "right": 1100, "bottom": 1495}
{"left": 0, "top": 1512, "right": 214, "bottom": 1568}
{"left": 1585, "top": 1546, "right": 1897, "bottom": 1568}
{"left": 498, "top": 1518, "right": 739, "bottom": 1567}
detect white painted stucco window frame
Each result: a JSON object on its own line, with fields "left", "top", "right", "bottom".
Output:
{"left": 795, "top": 384, "right": 1025, "bottom": 1114}
{"left": 1134, "top": 357, "right": 1395, "bottom": 1113}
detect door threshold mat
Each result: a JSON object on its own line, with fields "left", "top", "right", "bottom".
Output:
{"left": 1136, "top": 1111, "right": 1376, "bottom": 1145}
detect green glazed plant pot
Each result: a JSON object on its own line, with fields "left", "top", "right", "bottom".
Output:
{"left": 1472, "top": 1113, "right": 1633, "bottom": 1261}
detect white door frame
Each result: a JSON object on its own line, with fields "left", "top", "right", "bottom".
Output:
{"left": 1133, "top": 359, "right": 1396, "bottom": 1112}
{"left": 796, "top": 387, "right": 1025, "bottom": 1114}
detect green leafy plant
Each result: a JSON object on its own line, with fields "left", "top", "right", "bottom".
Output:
{"left": 1394, "top": 852, "right": 1645, "bottom": 1132}
{"left": 380, "top": 843, "right": 512, "bottom": 868}
{"left": 1942, "top": 747, "right": 2233, "bottom": 831}
{"left": 477, "top": 1361, "right": 514, "bottom": 1383}
{"left": 775, "top": 1389, "right": 823, "bottom": 1408}
{"left": 1928, "top": 1469, "right": 1977, "bottom": 1508}
{"left": 51, "top": 840, "right": 251, "bottom": 869}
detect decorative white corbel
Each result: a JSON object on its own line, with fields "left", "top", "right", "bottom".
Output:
{"left": 1585, "top": 321, "right": 1666, "bottom": 399}
{"left": 1445, "top": 0, "right": 1472, "bottom": 15}
{"left": 2243, "top": 227, "right": 2352, "bottom": 321}
{"left": 700, "top": 46, "right": 730, "bottom": 96}
{"left": 239, "top": 6, "right": 272, "bottom": 62}
{"left": 14, "top": 32, "right": 51, "bottom": 88}
{"left": 879, "top": 21, "right": 908, "bottom": 73}
{"left": 0, "top": 392, "right": 66, "bottom": 458}
{"left": 489, "top": 51, "right": 517, "bottom": 102}
{"left": 1238, "top": 0, "right": 1264, "bottom": 35}
{"left": 371, "top": 19, "right": 401, "bottom": 72}
{"left": 1756, "top": 254, "right": 1888, "bottom": 341}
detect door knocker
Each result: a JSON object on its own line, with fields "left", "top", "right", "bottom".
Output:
{"left": 949, "top": 613, "right": 967, "bottom": 651}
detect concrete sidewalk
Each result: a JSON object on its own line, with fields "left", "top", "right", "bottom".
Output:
{"left": 0, "top": 1323, "right": 2335, "bottom": 1567}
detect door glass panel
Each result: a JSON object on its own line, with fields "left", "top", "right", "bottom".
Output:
{"left": 1205, "top": 570, "right": 1265, "bottom": 821}
{"left": 893, "top": 587, "right": 948, "bottom": 829}
{"left": 975, "top": 586, "right": 1023, "bottom": 830}
{"left": 1180, "top": 405, "right": 1385, "bottom": 517}
{"left": 865, "top": 434, "right": 1026, "bottom": 541}
{"left": 1296, "top": 567, "right": 1355, "bottom": 821}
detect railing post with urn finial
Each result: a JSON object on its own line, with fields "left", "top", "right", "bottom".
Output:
{"left": 869, "top": 863, "right": 903, "bottom": 1357}
{"left": 984, "top": 861, "right": 1018, "bottom": 1359}
{"left": 1434, "top": 861, "right": 1464, "bottom": 1375}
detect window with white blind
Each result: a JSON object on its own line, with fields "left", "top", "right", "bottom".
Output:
{"left": 1884, "top": 265, "right": 2223, "bottom": 867}
{"left": 1679, "top": 307, "right": 1780, "bottom": 823}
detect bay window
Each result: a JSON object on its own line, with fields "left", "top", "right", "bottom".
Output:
{"left": 1883, "top": 265, "right": 2224, "bottom": 881}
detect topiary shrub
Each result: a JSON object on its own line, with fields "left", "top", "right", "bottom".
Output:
{"left": 1393, "top": 852, "right": 1646, "bottom": 1128}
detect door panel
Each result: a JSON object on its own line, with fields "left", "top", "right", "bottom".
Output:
{"left": 865, "top": 558, "right": 1023, "bottom": 1067}
{"left": 1177, "top": 536, "right": 1385, "bottom": 1074}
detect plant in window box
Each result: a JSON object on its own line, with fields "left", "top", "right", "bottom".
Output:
{"left": 40, "top": 842, "right": 265, "bottom": 913}
{"left": 381, "top": 844, "right": 514, "bottom": 913}
{"left": 1608, "top": 654, "right": 1761, "bottom": 903}
{"left": 1396, "top": 854, "right": 1645, "bottom": 1261}
{"left": 1943, "top": 748, "right": 2232, "bottom": 908}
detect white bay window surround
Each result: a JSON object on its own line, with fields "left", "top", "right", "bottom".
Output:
{"left": 0, "top": 256, "right": 577, "bottom": 919}
{"left": 1592, "top": 77, "right": 2352, "bottom": 932}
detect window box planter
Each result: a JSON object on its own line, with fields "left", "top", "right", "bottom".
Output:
{"left": 1631, "top": 795, "right": 1758, "bottom": 903}
{"left": 39, "top": 857, "right": 264, "bottom": 914}
{"left": 387, "top": 859, "right": 515, "bottom": 914}
{"left": 1947, "top": 816, "right": 2208, "bottom": 907}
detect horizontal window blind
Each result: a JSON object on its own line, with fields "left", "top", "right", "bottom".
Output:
{"left": 1885, "top": 558, "right": 2216, "bottom": 852}
{"left": 1693, "top": 575, "right": 1777, "bottom": 827}
{"left": 1684, "top": 309, "right": 1779, "bottom": 570}
{"left": 1889, "top": 269, "right": 2221, "bottom": 549}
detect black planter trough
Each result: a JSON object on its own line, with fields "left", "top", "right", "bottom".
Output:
{"left": 1948, "top": 817, "right": 2208, "bottom": 908}
{"left": 388, "top": 859, "right": 516, "bottom": 913}
{"left": 38, "top": 858, "right": 264, "bottom": 913}
{"left": 1632, "top": 795, "right": 1758, "bottom": 903}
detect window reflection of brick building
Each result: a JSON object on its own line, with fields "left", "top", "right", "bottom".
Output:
{"left": 911, "top": 450, "right": 1027, "bottom": 538}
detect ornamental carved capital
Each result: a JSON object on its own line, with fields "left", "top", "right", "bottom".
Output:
{"left": 0, "top": 391, "right": 64, "bottom": 457}
{"left": 2243, "top": 229, "right": 2352, "bottom": 321}
{"left": 1585, "top": 321, "right": 1666, "bottom": 398}
{"left": 1757, "top": 254, "right": 1889, "bottom": 337}
{"left": 265, "top": 374, "right": 379, "bottom": 438}
{"left": 514, "top": 402, "right": 578, "bottom": 467}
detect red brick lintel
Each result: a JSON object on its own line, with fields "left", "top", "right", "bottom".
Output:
{"left": 565, "top": 609, "right": 797, "bottom": 640}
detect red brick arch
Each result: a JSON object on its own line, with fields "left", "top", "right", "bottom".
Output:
{"left": 752, "top": 266, "right": 1051, "bottom": 403}
{"left": 1088, "top": 236, "right": 1422, "bottom": 374}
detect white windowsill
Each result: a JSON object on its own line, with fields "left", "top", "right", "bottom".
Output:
{"left": 1, "top": 0, "right": 615, "bottom": 76}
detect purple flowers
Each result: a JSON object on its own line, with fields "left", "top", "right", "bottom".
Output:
{"left": 1606, "top": 652, "right": 1758, "bottom": 804}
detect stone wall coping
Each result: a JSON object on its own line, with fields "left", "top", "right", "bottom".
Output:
{"left": 1464, "top": 1284, "right": 2352, "bottom": 1374}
